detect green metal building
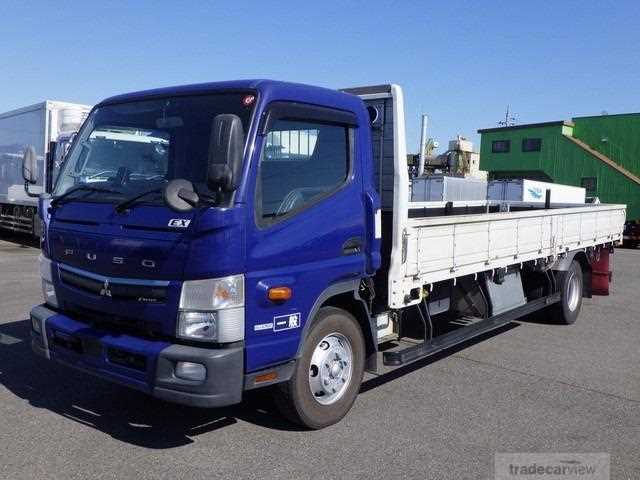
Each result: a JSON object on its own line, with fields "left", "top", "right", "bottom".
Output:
{"left": 478, "top": 113, "right": 640, "bottom": 221}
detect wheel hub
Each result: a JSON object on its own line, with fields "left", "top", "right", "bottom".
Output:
{"left": 567, "top": 271, "right": 581, "bottom": 312}
{"left": 308, "top": 333, "right": 353, "bottom": 405}
{"left": 329, "top": 361, "right": 342, "bottom": 378}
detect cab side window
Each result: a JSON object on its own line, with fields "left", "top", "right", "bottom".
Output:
{"left": 257, "top": 119, "right": 349, "bottom": 224}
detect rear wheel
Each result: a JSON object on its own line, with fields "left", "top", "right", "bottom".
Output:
{"left": 550, "top": 260, "right": 583, "bottom": 325}
{"left": 273, "top": 307, "right": 365, "bottom": 429}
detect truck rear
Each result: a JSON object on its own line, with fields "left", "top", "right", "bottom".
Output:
{"left": 29, "top": 80, "right": 625, "bottom": 429}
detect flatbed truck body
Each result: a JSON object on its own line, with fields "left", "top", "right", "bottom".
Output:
{"left": 28, "top": 81, "right": 625, "bottom": 428}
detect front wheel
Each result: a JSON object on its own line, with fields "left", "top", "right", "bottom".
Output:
{"left": 549, "top": 260, "right": 583, "bottom": 325}
{"left": 273, "top": 307, "right": 365, "bottom": 429}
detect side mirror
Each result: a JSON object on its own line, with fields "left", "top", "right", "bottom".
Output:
{"left": 22, "top": 145, "right": 38, "bottom": 184}
{"left": 22, "top": 145, "right": 40, "bottom": 198}
{"left": 207, "top": 114, "right": 244, "bottom": 192}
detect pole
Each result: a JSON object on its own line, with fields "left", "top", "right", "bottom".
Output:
{"left": 418, "top": 114, "right": 428, "bottom": 177}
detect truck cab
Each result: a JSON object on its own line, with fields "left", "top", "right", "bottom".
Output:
{"left": 31, "top": 80, "right": 381, "bottom": 428}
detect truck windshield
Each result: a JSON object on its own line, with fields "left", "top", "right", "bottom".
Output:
{"left": 53, "top": 93, "right": 255, "bottom": 204}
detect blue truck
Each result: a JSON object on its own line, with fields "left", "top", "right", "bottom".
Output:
{"left": 26, "top": 81, "right": 625, "bottom": 429}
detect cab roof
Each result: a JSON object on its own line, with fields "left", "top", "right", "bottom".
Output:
{"left": 97, "top": 79, "right": 365, "bottom": 113}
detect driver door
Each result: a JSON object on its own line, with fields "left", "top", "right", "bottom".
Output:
{"left": 244, "top": 103, "right": 367, "bottom": 372}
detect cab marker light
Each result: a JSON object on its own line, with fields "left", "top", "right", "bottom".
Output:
{"left": 268, "top": 286, "right": 292, "bottom": 302}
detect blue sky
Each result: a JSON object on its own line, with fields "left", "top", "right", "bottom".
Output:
{"left": 2, "top": 0, "right": 639, "bottom": 151}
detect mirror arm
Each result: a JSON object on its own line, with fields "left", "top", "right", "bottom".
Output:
{"left": 24, "top": 181, "right": 40, "bottom": 198}
{"left": 214, "top": 186, "right": 225, "bottom": 204}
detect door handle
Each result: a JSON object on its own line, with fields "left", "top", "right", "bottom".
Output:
{"left": 342, "top": 237, "right": 363, "bottom": 255}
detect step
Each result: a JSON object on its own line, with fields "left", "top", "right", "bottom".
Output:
{"left": 382, "top": 293, "right": 560, "bottom": 367}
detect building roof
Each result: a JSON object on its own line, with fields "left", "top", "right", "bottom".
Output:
{"left": 572, "top": 111, "right": 640, "bottom": 120}
{"left": 477, "top": 120, "right": 574, "bottom": 134}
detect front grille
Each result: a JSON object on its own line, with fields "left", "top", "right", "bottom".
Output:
{"left": 0, "top": 204, "right": 35, "bottom": 233}
{"left": 59, "top": 267, "right": 167, "bottom": 303}
{"left": 66, "top": 304, "right": 163, "bottom": 340}
{"left": 58, "top": 265, "right": 172, "bottom": 340}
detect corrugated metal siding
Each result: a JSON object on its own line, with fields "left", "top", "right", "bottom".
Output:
{"left": 572, "top": 113, "right": 640, "bottom": 177}
{"left": 480, "top": 124, "right": 640, "bottom": 220}
{"left": 479, "top": 125, "right": 563, "bottom": 180}
{"left": 552, "top": 135, "right": 639, "bottom": 219}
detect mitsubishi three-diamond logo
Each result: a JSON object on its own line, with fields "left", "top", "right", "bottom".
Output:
{"left": 99, "top": 279, "right": 112, "bottom": 297}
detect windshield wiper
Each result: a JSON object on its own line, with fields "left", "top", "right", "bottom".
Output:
{"left": 115, "top": 188, "right": 163, "bottom": 213}
{"left": 50, "top": 185, "right": 122, "bottom": 209}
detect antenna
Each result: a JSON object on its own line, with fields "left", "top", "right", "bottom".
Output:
{"left": 497, "top": 105, "right": 517, "bottom": 127}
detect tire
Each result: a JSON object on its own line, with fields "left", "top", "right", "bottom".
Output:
{"left": 625, "top": 240, "right": 639, "bottom": 249}
{"left": 549, "top": 260, "right": 583, "bottom": 325}
{"left": 273, "top": 306, "right": 365, "bottom": 429}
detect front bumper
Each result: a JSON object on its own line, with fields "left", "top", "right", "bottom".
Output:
{"left": 30, "top": 304, "right": 243, "bottom": 408}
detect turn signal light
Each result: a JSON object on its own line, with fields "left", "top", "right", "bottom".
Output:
{"left": 255, "top": 371, "right": 278, "bottom": 384}
{"left": 268, "top": 286, "right": 292, "bottom": 302}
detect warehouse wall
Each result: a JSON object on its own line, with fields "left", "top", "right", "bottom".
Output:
{"left": 480, "top": 123, "right": 640, "bottom": 220}
{"left": 572, "top": 113, "right": 640, "bottom": 176}
{"left": 479, "top": 125, "right": 564, "bottom": 180}
{"left": 552, "top": 136, "right": 640, "bottom": 220}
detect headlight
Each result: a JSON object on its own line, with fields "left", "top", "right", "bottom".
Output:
{"left": 42, "top": 279, "right": 59, "bottom": 308}
{"left": 178, "top": 275, "right": 244, "bottom": 342}
{"left": 32, "top": 315, "right": 42, "bottom": 334}
{"left": 178, "top": 311, "right": 217, "bottom": 340}
{"left": 39, "top": 254, "right": 58, "bottom": 308}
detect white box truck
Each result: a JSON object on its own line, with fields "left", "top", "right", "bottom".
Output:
{"left": 488, "top": 179, "right": 586, "bottom": 205}
{"left": 0, "top": 101, "right": 91, "bottom": 235}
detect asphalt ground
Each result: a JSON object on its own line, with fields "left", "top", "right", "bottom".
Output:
{"left": 0, "top": 232, "right": 638, "bottom": 479}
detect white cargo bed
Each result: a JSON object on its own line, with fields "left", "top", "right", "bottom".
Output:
{"left": 347, "top": 85, "right": 627, "bottom": 310}
{"left": 397, "top": 203, "right": 625, "bottom": 302}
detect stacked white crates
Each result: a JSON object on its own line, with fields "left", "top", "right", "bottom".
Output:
{"left": 487, "top": 179, "right": 586, "bottom": 204}
{"left": 411, "top": 175, "right": 487, "bottom": 202}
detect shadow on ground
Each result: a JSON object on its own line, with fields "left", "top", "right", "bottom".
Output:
{"left": 0, "top": 316, "right": 519, "bottom": 448}
{"left": 360, "top": 323, "right": 519, "bottom": 392}
{"left": 0, "top": 231, "right": 39, "bottom": 248}
{"left": 0, "top": 318, "right": 305, "bottom": 448}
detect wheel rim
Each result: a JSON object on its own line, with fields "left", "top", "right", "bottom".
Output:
{"left": 567, "top": 271, "right": 581, "bottom": 312}
{"left": 308, "top": 333, "right": 353, "bottom": 405}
